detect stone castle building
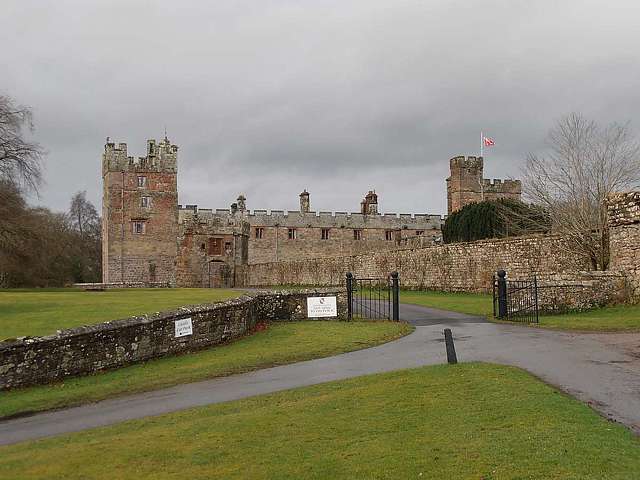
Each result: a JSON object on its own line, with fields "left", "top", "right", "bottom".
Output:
{"left": 446, "top": 155, "right": 521, "bottom": 214}
{"left": 102, "top": 137, "right": 521, "bottom": 287}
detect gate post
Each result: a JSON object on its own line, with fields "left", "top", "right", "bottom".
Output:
{"left": 346, "top": 272, "right": 353, "bottom": 321}
{"left": 497, "top": 270, "right": 507, "bottom": 318}
{"left": 391, "top": 271, "right": 400, "bottom": 321}
{"left": 533, "top": 275, "right": 539, "bottom": 324}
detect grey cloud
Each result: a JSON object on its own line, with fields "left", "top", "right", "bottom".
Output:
{"left": 2, "top": 0, "right": 639, "bottom": 214}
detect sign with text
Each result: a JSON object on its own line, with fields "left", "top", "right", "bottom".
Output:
{"left": 174, "top": 317, "right": 193, "bottom": 338}
{"left": 307, "top": 296, "right": 338, "bottom": 318}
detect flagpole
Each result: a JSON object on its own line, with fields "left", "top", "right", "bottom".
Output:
{"left": 479, "top": 131, "right": 484, "bottom": 201}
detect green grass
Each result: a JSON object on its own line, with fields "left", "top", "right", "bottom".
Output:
{"left": 537, "top": 304, "right": 640, "bottom": 331}
{"left": 0, "top": 288, "right": 243, "bottom": 338}
{"left": 0, "top": 321, "right": 412, "bottom": 419}
{"left": 401, "top": 289, "right": 494, "bottom": 316}
{"left": 400, "top": 289, "right": 640, "bottom": 332}
{"left": 1, "top": 363, "right": 638, "bottom": 479}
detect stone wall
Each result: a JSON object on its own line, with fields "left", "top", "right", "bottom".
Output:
{"left": 177, "top": 207, "right": 250, "bottom": 288}
{"left": 0, "top": 289, "right": 346, "bottom": 390}
{"left": 535, "top": 272, "right": 628, "bottom": 312}
{"left": 244, "top": 209, "right": 443, "bottom": 264}
{"left": 446, "top": 155, "right": 522, "bottom": 214}
{"left": 248, "top": 234, "right": 588, "bottom": 292}
{"left": 608, "top": 191, "right": 640, "bottom": 299}
{"left": 102, "top": 138, "right": 178, "bottom": 285}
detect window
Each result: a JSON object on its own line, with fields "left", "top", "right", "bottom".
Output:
{"left": 132, "top": 221, "right": 145, "bottom": 234}
{"left": 137, "top": 176, "right": 147, "bottom": 188}
{"left": 255, "top": 227, "right": 264, "bottom": 239}
{"left": 208, "top": 238, "right": 222, "bottom": 256}
{"left": 416, "top": 230, "right": 424, "bottom": 236}
{"left": 353, "top": 229, "right": 362, "bottom": 240}
{"left": 385, "top": 230, "right": 394, "bottom": 241}
{"left": 321, "top": 228, "right": 330, "bottom": 240}
{"left": 288, "top": 228, "right": 297, "bottom": 240}
{"left": 141, "top": 196, "right": 151, "bottom": 208}
{"left": 224, "top": 242, "right": 232, "bottom": 254}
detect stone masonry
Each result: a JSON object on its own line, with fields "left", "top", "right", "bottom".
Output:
{"left": 102, "top": 137, "right": 472, "bottom": 286}
{"left": 608, "top": 191, "right": 640, "bottom": 300}
{"left": 446, "top": 156, "right": 522, "bottom": 214}
{"left": 102, "top": 137, "right": 179, "bottom": 285}
{"left": 0, "top": 289, "right": 347, "bottom": 390}
{"left": 248, "top": 234, "right": 588, "bottom": 291}
{"left": 247, "top": 233, "right": 629, "bottom": 310}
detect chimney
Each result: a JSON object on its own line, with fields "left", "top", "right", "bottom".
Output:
{"left": 299, "top": 189, "right": 310, "bottom": 213}
{"left": 237, "top": 194, "right": 246, "bottom": 212}
{"left": 361, "top": 190, "right": 378, "bottom": 215}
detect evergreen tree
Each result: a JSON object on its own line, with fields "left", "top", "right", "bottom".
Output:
{"left": 443, "top": 199, "right": 550, "bottom": 244}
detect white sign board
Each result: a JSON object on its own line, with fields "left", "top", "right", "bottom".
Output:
{"left": 174, "top": 317, "right": 193, "bottom": 338}
{"left": 307, "top": 296, "right": 338, "bottom": 318}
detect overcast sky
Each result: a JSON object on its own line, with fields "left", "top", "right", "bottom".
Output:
{"left": 2, "top": 0, "right": 639, "bottom": 215}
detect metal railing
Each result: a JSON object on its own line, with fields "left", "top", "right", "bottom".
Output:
{"left": 346, "top": 272, "right": 399, "bottom": 321}
{"left": 493, "top": 270, "right": 539, "bottom": 323}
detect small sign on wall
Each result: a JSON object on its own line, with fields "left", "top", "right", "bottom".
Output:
{"left": 307, "top": 296, "right": 338, "bottom": 318}
{"left": 175, "top": 317, "right": 193, "bottom": 338}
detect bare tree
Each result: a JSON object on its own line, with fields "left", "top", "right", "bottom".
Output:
{"left": 69, "top": 191, "right": 99, "bottom": 238}
{"left": 0, "top": 94, "right": 44, "bottom": 192}
{"left": 68, "top": 191, "right": 102, "bottom": 283}
{"left": 523, "top": 113, "right": 640, "bottom": 270}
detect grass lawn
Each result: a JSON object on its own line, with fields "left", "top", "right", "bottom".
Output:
{"left": 400, "top": 289, "right": 640, "bottom": 332}
{"left": 535, "top": 304, "right": 640, "bottom": 331}
{"left": 401, "top": 289, "right": 494, "bottom": 316}
{"left": 0, "top": 321, "right": 412, "bottom": 419}
{"left": 1, "top": 363, "right": 638, "bottom": 480}
{"left": 0, "top": 288, "right": 243, "bottom": 338}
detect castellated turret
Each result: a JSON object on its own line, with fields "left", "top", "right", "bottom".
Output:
{"left": 102, "top": 136, "right": 179, "bottom": 285}
{"left": 446, "top": 155, "right": 521, "bottom": 214}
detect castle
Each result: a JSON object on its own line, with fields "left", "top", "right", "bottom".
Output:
{"left": 102, "top": 137, "right": 521, "bottom": 287}
{"left": 446, "top": 155, "right": 522, "bottom": 214}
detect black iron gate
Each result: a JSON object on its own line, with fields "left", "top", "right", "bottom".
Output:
{"left": 346, "top": 272, "right": 399, "bottom": 321}
{"left": 493, "top": 270, "right": 539, "bottom": 323}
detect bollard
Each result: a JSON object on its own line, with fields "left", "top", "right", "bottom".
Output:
{"left": 443, "top": 328, "right": 457, "bottom": 364}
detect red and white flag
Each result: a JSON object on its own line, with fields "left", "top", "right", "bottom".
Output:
{"left": 483, "top": 136, "right": 495, "bottom": 146}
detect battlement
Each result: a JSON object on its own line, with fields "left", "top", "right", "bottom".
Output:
{"left": 447, "top": 154, "right": 522, "bottom": 213}
{"left": 449, "top": 155, "right": 483, "bottom": 170}
{"left": 179, "top": 204, "right": 444, "bottom": 229}
{"left": 103, "top": 136, "right": 178, "bottom": 174}
{"left": 482, "top": 178, "right": 522, "bottom": 194}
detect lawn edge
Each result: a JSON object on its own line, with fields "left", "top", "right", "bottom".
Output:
{"left": 486, "top": 316, "right": 640, "bottom": 334}
{"left": 0, "top": 320, "right": 415, "bottom": 421}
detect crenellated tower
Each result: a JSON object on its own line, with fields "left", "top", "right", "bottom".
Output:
{"left": 446, "top": 155, "right": 521, "bottom": 214}
{"left": 102, "top": 136, "right": 179, "bottom": 285}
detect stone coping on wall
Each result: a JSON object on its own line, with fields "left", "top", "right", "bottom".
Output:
{"left": 0, "top": 288, "right": 346, "bottom": 347}
{"left": 0, "top": 288, "right": 346, "bottom": 390}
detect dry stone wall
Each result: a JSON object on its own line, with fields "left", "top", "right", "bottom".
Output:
{"left": 0, "top": 289, "right": 346, "bottom": 390}
{"left": 248, "top": 234, "right": 588, "bottom": 292}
